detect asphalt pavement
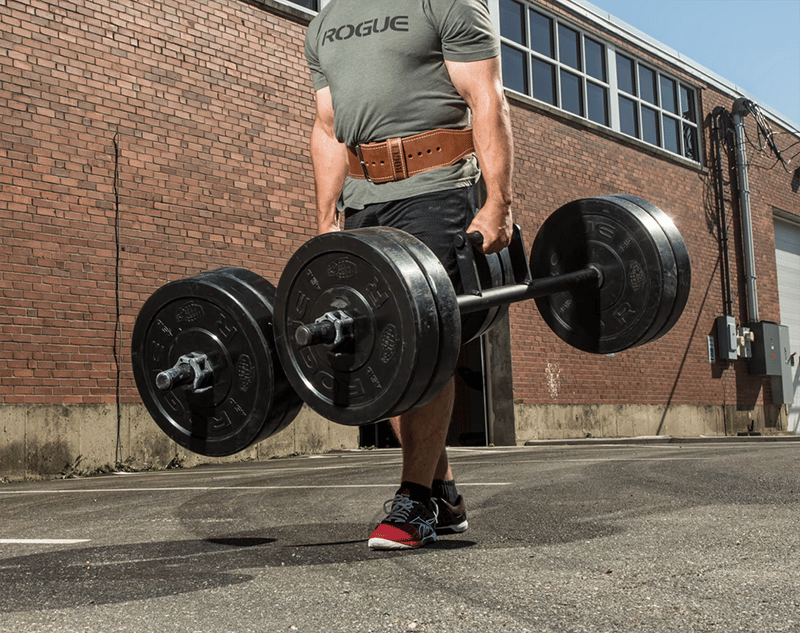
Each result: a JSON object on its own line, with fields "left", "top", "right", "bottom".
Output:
{"left": 2, "top": 440, "right": 800, "bottom": 632}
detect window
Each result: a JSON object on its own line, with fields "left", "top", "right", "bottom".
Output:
{"left": 500, "top": 2, "right": 610, "bottom": 128}
{"left": 286, "top": 0, "right": 319, "bottom": 10}
{"left": 499, "top": 0, "right": 700, "bottom": 162}
{"left": 615, "top": 53, "right": 700, "bottom": 160}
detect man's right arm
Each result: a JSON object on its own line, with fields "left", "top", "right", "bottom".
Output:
{"left": 310, "top": 86, "right": 349, "bottom": 235}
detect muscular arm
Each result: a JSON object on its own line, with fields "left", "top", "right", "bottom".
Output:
{"left": 445, "top": 56, "right": 514, "bottom": 254}
{"left": 310, "top": 86, "right": 350, "bottom": 234}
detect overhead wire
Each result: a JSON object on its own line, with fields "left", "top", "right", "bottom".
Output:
{"left": 740, "top": 100, "right": 797, "bottom": 173}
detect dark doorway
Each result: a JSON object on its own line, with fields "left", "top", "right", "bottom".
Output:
{"left": 359, "top": 337, "right": 487, "bottom": 448}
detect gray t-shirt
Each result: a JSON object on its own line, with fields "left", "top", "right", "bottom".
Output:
{"left": 304, "top": 0, "right": 500, "bottom": 210}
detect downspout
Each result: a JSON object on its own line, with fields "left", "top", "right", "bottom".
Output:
{"left": 731, "top": 98, "right": 759, "bottom": 323}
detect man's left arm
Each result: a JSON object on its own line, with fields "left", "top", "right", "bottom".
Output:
{"left": 445, "top": 56, "right": 514, "bottom": 254}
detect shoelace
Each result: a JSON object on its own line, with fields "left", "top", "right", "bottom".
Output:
{"left": 382, "top": 494, "right": 415, "bottom": 522}
{"left": 382, "top": 494, "right": 438, "bottom": 524}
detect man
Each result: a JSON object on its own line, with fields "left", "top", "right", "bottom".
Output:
{"left": 304, "top": 0, "right": 514, "bottom": 550}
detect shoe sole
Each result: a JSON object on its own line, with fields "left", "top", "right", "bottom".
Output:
{"left": 435, "top": 519, "right": 468, "bottom": 535}
{"left": 368, "top": 536, "right": 436, "bottom": 550}
{"left": 368, "top": 537, "right": 416, "bottom": 550}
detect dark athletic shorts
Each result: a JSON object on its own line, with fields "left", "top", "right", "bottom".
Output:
{"left": 344, "top": 184, "right": 478, "bottom": 287}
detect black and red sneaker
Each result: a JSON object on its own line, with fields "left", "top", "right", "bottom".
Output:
{"left": 368, "top": 492, "right": 438, "bottom": 550}
{"left": 433, "top": 495, "right": 468, "bottom": 534}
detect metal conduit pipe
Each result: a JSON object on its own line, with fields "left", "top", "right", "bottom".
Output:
{"left": 711, "top": 107, "right": 734, "bottom": 317}
{"left": 731, "top": 98, "right": 759, "bottom": 323}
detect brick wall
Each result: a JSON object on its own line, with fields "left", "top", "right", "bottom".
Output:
{"left": 1, "top": 0, "right": 316, "bottom": 408}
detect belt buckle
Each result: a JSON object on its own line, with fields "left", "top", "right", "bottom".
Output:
{"left": 355, "top": 145, "right": 372, "bottom": 183}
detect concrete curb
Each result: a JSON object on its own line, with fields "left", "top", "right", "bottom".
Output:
{"left": 524, "top": 434, "right": 800, "bottom": 446}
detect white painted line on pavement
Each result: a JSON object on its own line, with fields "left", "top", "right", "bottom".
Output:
{"left": 0, "top": 539, "right": 90, "bottom": 544}
{"left": 0, "top": 482, "right": 510, "bottom": 495}
{"left": 515, "top": 456, "right": 710, "bottom": 463}
{"left": 452, "top": 456, "right": 710, "bottom": 467}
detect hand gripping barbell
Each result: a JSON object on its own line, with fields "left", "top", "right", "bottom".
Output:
{"left": 130, "top": 195, "right": 690, "bottom": 456}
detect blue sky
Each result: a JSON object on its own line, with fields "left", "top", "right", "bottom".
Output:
{"left": 590, "top": 0, "right": 800, "bottom": 128}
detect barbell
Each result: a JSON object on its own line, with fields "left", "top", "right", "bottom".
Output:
{"left": 130, "top": 194, "right": 691, "bottom": 456}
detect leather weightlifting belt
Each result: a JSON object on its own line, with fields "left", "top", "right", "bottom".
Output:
{"left": 347, "top": 128, "right": 474, "bottom": 183}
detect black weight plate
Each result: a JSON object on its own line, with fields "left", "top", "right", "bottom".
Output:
{"left": 131, "top": 268, "right": 301, "bottom": 457}
{"left": 598, "top": 196, "right": 679, "bottom": 345}
{"left": 609, "top": 195, "right": 691, "bottom": 343}
{"left": 529, "top": 197, "right": 677, "bottom": 354}
{"left": 368, "top": 227, "right": 461, "bottom": 412}
{"left": 483, "top": 248, "right": 515, "bottom": 336}
{"left": 274, "top": 228, "right": 441, "bottom": 426}
{"left": 460, "top": 247, "right": 514, "bottom": 344}
{"left": 209, "top": 268, "right": 303, "bottom": 438}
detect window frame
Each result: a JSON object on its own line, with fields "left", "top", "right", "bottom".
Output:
{"left": 501, "top": 4, "right": 612, "bottom": 127}
{"left": 282, "top": 0, "right": 319, "bottom": 12}
{"left": 499, "top": 0, "right": 702, "bottom": 163}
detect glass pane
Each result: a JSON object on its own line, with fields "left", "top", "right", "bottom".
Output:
{"left": 532, "top": 59, "right": 556, "bottom": 105}
{"left": 619, "top": 96, "right": 638, "bottom": 137}
{"left": 642, "top": 106, "right": 660, "bottom": 145}
{"left": 680, "top": 85, "right": 696, "bottom": 122}
{"left": 560, "top": 70, "right": 583, "bottom": 116}
{"left": 639, "top": 66, "right": 657, "bottom": 104}
{"left": 287, "top": 0, "right": 317, "bottom": 9}
{"left": 616, "top": 53, "right": 636, "bottom": 95}
{"left": 683, "top": 124, "right": 699, "bottom": 161}
{"left": 501, "top": 44, "right": 528, "bottom": 95}
{"left": 500, "top": 0, "right": 525, "bottom": 46}
{"left": 660, "top": 76, "right": 677, "bottom": 114}
{"left": 558, "top": 24, "right": 581, "bottom": 71}
{"left": 585, "top": 38, "right": 606, "bottom": 82}
{"left": 529, "top": 10, "right": 553, "bottom": 58}
{"left": 587, "top": 82, "right": 608, "bottom": 126}
{"left": 663, "top": 116, "right": 680, "bottom": 153}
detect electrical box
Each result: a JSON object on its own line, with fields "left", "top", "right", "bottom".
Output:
{"left": 715, "top": 315, "right": 738, "bottom": 361}
{"left": 770, "top": 325, "right": 794, "bottom": 405}
{"left": 737, "top": 326, "right": 754, "bottom": 359}
{"left": 748, "top": 321, "right": 783, "bottom": 376}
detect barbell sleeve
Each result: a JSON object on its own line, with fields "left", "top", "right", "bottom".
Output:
{"left": 156, "top": 363, "right": 196, "bottom": 391}
{"left": 295, "top": 320, "right": 337, "bottom": 348}
{"left": 155, "top": 352, "right": 214, "bottom": 392}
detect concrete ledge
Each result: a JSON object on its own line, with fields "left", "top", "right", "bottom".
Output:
{"left": 0, "top": 403, "right": 359, "bottom": 480}
{"left": 525, "top": 434, "right": 800, "bottom": 446}
{"left": 514, "top": 403, "right": 787, "bottom": 443}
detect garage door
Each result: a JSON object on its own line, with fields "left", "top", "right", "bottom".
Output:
{"left": 774, "top": 216, "right": 800, "bottom": 433}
